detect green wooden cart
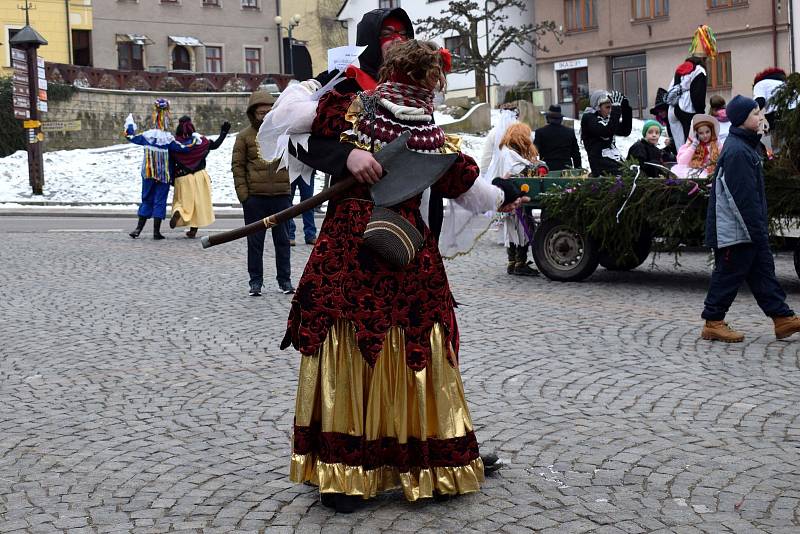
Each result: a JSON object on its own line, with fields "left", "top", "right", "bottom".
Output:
{"left": 510, "top": 169, "right": 800, "bottom": 282}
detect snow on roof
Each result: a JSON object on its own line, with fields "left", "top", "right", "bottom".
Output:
{"left": 168, "top": 36, "right": 205, "bottom": 47}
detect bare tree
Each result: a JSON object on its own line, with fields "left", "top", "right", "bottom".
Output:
{"left": 317, "top": 0, "right": 348, "bottom": 52}
{"left": 415, "top": 0, "right": 559, "bottom": 103}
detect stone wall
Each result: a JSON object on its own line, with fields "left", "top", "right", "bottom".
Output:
{"left": 42, "top": 88, "right": 253, "bottom": 151}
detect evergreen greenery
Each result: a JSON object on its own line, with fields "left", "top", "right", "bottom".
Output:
{"left": 539, "top": 72, "right": 800, "bottom": 263}
{"left": 0, "top": 77, "right": 25, "bottom": 157}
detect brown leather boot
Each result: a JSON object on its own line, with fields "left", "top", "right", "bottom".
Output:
{"left": 701, "top": 320, "right": 744, "bottom": 343}
{"left": 773, "top": 315, "right": 800, "bottom": 340}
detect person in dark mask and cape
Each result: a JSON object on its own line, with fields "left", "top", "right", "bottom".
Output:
{"left": 261, "top": 8, "right": 514, "bottom": 513}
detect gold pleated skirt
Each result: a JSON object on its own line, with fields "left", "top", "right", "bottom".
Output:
{"left": 172, "top": 169, "right": 215, "bottom": 228}
{"left": 290, "top": 320, "right": 484, "bottom": 501}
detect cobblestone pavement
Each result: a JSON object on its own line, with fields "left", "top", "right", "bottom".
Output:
{"left": 2, "top": 223, "right": 800, "bottom": 534}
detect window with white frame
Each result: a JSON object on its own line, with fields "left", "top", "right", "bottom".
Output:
{"left": 244, "top": 47, "right": 261, "bottom": 73}
{"left": 205, "top": 46, "right": 223, "bottom": 72}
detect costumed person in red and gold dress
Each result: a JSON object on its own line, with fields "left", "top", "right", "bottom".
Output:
{"left": 279, "top": 16, "right": 527, "bottom": 512}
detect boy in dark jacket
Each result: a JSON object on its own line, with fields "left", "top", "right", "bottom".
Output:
{"left": 701, "top": 95, "right": 800, "bottom": 342}
{"left": 580, "top": 90, "right": 633, "bottom": 177}
{"left": 627, "top": 120, "right": 676, "bottom": 177}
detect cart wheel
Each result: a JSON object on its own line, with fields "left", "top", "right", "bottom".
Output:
{"left": 599, "top": 230, "right": 653, "bottom": 271}
{"left": 532, "top": 218, "right": 599, "bottom": 282}
{"left": 794, "top": 246, "right": 800, "bottom": 280}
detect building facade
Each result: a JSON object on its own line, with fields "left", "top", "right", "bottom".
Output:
{"left": 1, "top": 0, "right": 93, "bottom": 74}
{"left": 337, "top": 0, "right": 536, "bottom": 103}
{"left": 278, "top": 0, "right": 348, "bottom": 77}
{"left": 535, "top": 0, "right": 793, "bottom": 119}
{"left": 92, "top": 0, "right": 282, "bottom": 75}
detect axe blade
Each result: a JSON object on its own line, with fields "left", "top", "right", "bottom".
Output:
{"left": 370, "top": 132, "right": 458, "bottom": 207}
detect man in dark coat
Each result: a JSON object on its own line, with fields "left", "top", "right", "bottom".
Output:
{"left": 701, "top": 95, "right": 800, "bottom": 342}
{"left": 533, "top": 105, "right": 581, "bottom": 171}
{"left": 232, "top": 91, "right": 294, "bottom": 296}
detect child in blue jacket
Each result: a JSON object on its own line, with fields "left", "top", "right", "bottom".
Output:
{"left": 701, "top": 95, "right": 800, "bottom": 342}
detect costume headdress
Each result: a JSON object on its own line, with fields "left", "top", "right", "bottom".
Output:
{"left": 689, "top": 25, "right": 717, "bottom": 59}
{"left": 151, "top": 98, "right": 171, "bottom": 131}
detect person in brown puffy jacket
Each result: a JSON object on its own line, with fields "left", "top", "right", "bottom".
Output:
{"left": 232, "top": 91, "right": 294, "bottom": 296}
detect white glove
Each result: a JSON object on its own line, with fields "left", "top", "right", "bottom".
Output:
{"left": 609, "top": 90, "right": 625, "bottom": 106}
{"left": 299, "top": 79, "right": 322, "bottom": 94}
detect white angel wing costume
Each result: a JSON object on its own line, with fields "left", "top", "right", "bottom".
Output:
{"left": 437, "top": 110, "right": 520, "bottom": 258}
{"left": 256, "top": 69, "right": 348, "bottom": 185}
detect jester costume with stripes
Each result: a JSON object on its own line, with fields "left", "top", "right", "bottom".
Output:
{"left": 125, "top": 99, "right": 197, "bottom": 221}
{"left": 283, "top": 72, "right": 488, "bottom": 501}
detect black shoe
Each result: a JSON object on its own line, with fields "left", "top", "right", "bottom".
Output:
{"left": 249, "top": 287, "right": 261, "bottom": 297}
{"left": 305, "top": 236, "right": 317, "bottom": 245}
{"left": 169, "top": 211, "right": 181, "bottom": 229}
{"left": 332, "top": 494, "right": 358, "bottom": 513}
{"left": 153, "top": 218, "right": 165, "bottom": 240}
{"left": 320, "top": 492, "right": 359, "bottom": 513}
{"left": 513, "top": 263, "right": 539, "bottom": 276}
{"left": 279, "top": 282, "right": 295, "bottom": 294}
{"left": 129, "top": 216, "right": 147, "bottom": 238}
{"left": 433, "top": 490, "right": 451, "bottom": 502}
{"left": 482, "top": 452, "right": 503, "bottom": 475}
{"left": 289, "top": 239, "right": 296, "bottom": 247}
{"left": 320, "top": 493, "right": 336, "bottom": 509}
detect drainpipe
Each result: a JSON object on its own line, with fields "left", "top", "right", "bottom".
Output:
{"left": 276, "top": 0, "right": 283, "bottom": 74}
{"left": 772, "top": 0, "right": 778, "bottom": 67}
{"left": 791, "top": 0, "right": 797, "bottom": 72}
{"left": 64, "top": 0, "right": 73, "bottom": 63}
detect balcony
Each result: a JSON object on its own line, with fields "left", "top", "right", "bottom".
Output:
{"left": 44, "top": 63, "right": 293, "bottom": 92}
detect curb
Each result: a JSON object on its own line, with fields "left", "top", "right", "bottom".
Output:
{"left": 0, "top": 204, "right": 328, "bottom": 219}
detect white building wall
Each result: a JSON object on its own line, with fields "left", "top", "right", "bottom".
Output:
{"left": 337, "top": 0, "right": 535, "bottom": 100}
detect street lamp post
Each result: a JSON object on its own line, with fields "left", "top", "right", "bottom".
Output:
{"left": 274, "top": 14, "right": 301, "bottom": 76}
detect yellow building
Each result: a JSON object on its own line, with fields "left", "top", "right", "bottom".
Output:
{"left": 278, "top": 0, "right": 347, "bottom": 76}
{"left": 1, "top": 0, "right": 93, "bottom": 74}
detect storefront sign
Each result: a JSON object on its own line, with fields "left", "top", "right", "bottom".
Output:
{"left": 554, "top": 58, "right": 588, "bottom": 71}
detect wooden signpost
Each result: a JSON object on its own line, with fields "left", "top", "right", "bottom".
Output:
{"left": 9, "top": 4, "right": 48, "bottom": 195}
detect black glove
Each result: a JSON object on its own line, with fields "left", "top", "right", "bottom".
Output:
{"left": 492, "top": 177, "right": 523, "bottom": 208}
{"left": 221, "top": 121, "right": 231, "bottom": 134}
{"left": 609, "top": 90, "right": 625, "bottom": 106}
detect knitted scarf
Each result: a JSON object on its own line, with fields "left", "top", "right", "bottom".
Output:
{"left": 344, "top": 81, "right": 445, "bottom": 153}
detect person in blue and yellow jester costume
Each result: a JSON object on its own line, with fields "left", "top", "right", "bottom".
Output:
{"left": 125, "top": 98, "right": 197, "bottom": 240}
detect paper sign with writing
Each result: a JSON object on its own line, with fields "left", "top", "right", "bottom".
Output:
{"left": 327, "top": 45, "right": 367, "bottom": 73}
{"left": 42, "top": 120, "right": 82, "bottom": 132}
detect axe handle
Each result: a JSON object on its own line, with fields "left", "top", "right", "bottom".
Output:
{"left": 201, "top": 176, "right": 357, "bottom": 249}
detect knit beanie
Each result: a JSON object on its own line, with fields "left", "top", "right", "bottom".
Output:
{"left": 726, "top": 95, "right": 758, "bottom": 127}
{"left": 642, "top": 119, "right": 662, "bottom": 137}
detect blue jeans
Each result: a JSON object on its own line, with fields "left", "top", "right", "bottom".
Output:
{"left": 288, "top": 176, "right": 317, "bottom": 242}
{"left": 137, "top": 178, "right": 170, "bottom": 219}
{"left": 702, "top": 243, "right": 794, "bottom": 321}
{"left": 242, "top": 195, "right": 292, "bottom": 289}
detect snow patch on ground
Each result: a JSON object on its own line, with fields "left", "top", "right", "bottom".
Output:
{"left": 0, "top": 114, "right": 655, "bottom": 205}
